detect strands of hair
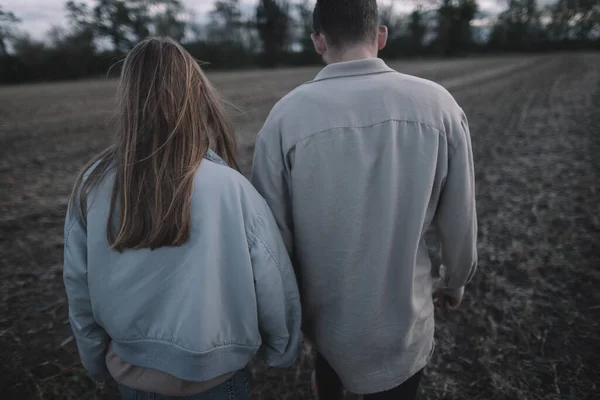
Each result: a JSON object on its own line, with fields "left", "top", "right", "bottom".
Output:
{"left": 69, "top": 36, "right": 239, "bottom": 252}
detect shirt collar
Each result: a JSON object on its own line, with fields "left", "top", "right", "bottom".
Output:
{"left": 313, "top": 58, "right": 394, "bottom": 82}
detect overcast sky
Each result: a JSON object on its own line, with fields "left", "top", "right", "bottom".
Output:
{"left": 4, "top": 0, "right": 508, "bottom": 39}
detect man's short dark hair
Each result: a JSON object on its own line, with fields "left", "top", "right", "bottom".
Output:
{"left": 313, "top": 0, "right": 379, "bottom": 48}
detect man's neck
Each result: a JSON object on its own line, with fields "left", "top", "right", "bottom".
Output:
{"left": 325, "top": 45, "right": 378, "bottom": 65}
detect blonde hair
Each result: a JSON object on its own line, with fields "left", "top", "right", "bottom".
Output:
{"left": 70, "top": 36, "right": 239, "bottom": 251}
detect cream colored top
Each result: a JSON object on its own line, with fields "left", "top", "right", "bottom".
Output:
{"left": 105, "top": 342, "right": 235, "bottom": 396}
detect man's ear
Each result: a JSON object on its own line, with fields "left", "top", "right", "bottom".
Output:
{"left": 377, "top": 25, "right": 388, "bottom": 50}
{"left": 311, "top": 32, "right": 327, "bottom": 55}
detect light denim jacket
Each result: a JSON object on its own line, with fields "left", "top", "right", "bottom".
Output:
{"left": 63, "top": 150, "right": 302, "bottom": 383}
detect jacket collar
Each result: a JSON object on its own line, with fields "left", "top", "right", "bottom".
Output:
{"left": 204, "top": 149, "right": 228, "bottom": 167}
{"left": 313, "top": 58, "right": 394, "bottom": 82}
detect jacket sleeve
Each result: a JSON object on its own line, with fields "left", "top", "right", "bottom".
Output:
{"left": 63, "top": 208, "right": 110, "bottom": 382}
{"left": 434, "top": 109, "right": 478, "bottom": 291}
{"left": 251, "top": 114, "right": 295, "bottom": 258}
{"left": 249, "top": 209, "right": 302, "bottom": 368}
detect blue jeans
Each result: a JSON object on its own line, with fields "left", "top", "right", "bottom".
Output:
{"left": 117, "top": 370, "right": 251, "bottom": 400}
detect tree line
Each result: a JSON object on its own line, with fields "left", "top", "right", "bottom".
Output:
{"left": 0, "top": 0, "right": 598, "bottom": 84}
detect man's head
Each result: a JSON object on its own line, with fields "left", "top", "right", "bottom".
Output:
{"left": 311, "top": 0, "right": 388, "bottom": 64}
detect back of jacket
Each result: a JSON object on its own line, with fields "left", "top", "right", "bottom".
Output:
{"left": 251, "top": 58, "right": 478, "bottom": 394}
{"left": 64, "top": 151, "right": 301, "bottom": 383}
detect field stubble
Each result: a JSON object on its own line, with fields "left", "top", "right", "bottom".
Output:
{"left": 0, "top": 54, "right": 598, "bottom": 399}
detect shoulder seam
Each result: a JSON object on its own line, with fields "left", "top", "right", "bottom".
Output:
{"left": 255, "top": 132, "right": 282, "bottom": 168}
{"left": 64, "top": 218, "right": 78, "bottom": 249}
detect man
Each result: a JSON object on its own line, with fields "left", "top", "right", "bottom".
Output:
{"left": 251, "top": 0, "right": 478, "bottom": 398}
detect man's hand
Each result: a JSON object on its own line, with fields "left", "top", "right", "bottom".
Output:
{"left": 433, "top": 287, "right": 464, "bottom": 310}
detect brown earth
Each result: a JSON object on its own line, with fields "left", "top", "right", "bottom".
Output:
{"left": 1, "top": 53, "right": 599, "bottom": 400}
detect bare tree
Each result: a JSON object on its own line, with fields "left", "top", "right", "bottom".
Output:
{"left": 434, "top": 0, "right": 478, "bottom": 55}
{"left": 380, "top": 4, "right": 405, "bottom": 39}
{"left": 150, "top": 0, "right": 186, "bottom": 41}
{"left": 408, "top": 9, "right": 427, "bottom": 51}
{"left": 90, "top": 0, "right": 187, "bottom": 51}
{"left": 208, "top": 0, "right": 244, "bottom": 44}
{"left": 0, "top": 6, "right": 21, "bottom": 56}
{"left": 296, "top": 0, "right": 313, "bottom": 53}
{"left": 550, "top": 0, "right": 600, "bottom": 40}
{"left": 256, "top": 0, "right": 291, "bottom": 66}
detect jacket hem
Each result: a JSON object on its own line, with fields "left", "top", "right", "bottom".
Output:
{"left": 110, "top": 339, "right": 259, "bottom": 383}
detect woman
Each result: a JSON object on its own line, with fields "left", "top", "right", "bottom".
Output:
{"left": 63, "top": 37, "right": 301, "bottom": 400}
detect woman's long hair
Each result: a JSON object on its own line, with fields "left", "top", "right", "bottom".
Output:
{"left": 69, "top": 36, "right": 239, "bottom": 252}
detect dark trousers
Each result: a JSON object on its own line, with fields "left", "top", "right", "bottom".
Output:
{"left": 315, "top": 353, "right": 423, "bottom": 400}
